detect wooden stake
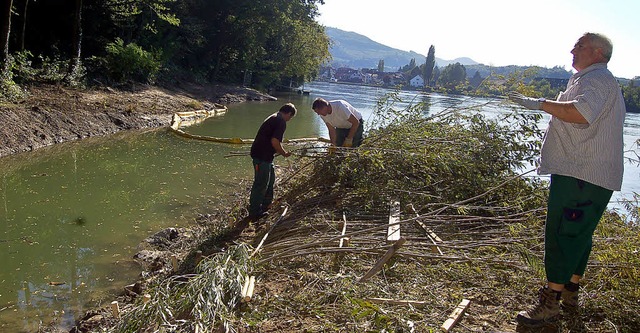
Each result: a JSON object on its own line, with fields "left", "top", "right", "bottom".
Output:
{"left": 242, "top": 276, "right": 256, "bottom": 302}
{"left": 251, "top": 207, "right": 288, "bottom": 257}
{"left": 170, "top": 254, "right": 178, "bottom": 272}
{"left": 407, "top": 204, "right": 443, "bottom": 255}
{"left": 365, "top": 297, "right": 428, "bottom": 307}
{"left": 441, "top": 299, "right": 470, "bottom": 332}
{"left": 241, "top": 275, "right": 250, "bottom": 298}
{"left": 359, "top": 238, "right": 406, "bottom": 283}
{"left": 339, "top": 212, "right": 348, "bottom": 248}
{"left": 111, "top": 301, "right": 120, "bottom": 319}
{"left": 387, "top": 201, "right": 401, "bottom": 242}
{"left": 143, "top": 294, "right": 151, "bottom": 304}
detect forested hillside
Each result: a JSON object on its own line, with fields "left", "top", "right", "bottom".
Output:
{"left": 0, "top": 0, "right": 331, "bottom": 99}
{"left": 325, "top": 27, "right": 478, "bottom": 70}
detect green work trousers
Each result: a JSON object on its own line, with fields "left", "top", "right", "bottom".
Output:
{"left": 249, "top": 158, "right": 275, "bottom": 216}
{"left": 544, "top": 174, "right": 612, "bottom": 284}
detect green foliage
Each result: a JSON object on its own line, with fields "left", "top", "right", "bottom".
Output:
{"left": 289, "top": 92, "right": 546, "bottom": 216}
{"left": 472, "top": 67, "right": 563, "bottom": 99}
{"left": 102, "top": 38, "right": 161, "bottom": 84}
{"left": 107, "top": 0, "right": 180, "bottom": 33}
{"left": 0, "top": 75, "right": 26, "bottom": 102}
{"left": 438, "top": 62, "right": 467, "bottom": 91}
{"left": 115, "top": 244, "right": 252, "bottom": 333}
{"left": 0, "top": 54, "right": 27, "bottom": 102}
{"left": 423, "top": 45, "right": 436, "bottom": 86}
{"left": 7, "top": 0, "right": 327, "bottom": 89}
{"left": 622, "top": 80, "right": 640, "bottom": 113}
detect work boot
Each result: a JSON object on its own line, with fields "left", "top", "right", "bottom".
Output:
{"left": 516, "top": 287, "right": 561, "bottom": 327}
{"left": 561, "top": 282, "right": 580, "bottom": 313}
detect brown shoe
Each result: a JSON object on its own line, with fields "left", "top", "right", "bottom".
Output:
{"left": 516, "top": 287, "right": 561, "bottom": 327}
{"left": 561, "top": 282, "right": 580, "bottom": 313}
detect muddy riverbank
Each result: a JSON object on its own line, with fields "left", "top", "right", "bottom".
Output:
{"left": 0, "top": 82, "right": 275, "bottom": 157}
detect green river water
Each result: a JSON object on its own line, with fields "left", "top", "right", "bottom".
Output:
{"left": 0, "top": 91, "right": 326, "bottom": 331}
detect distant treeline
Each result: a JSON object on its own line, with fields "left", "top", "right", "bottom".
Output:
{"left": 397, "top": 57, "right": 640, "bottom": 113}
{"left": 0, "top": 0, "right": 330, "bottom": 99}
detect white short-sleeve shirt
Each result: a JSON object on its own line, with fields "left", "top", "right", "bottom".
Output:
{"left": 538, "top": 63, "right": 626, "bottom": 191}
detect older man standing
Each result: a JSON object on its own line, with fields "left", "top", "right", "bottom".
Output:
{"left": 508, "top": 32, "right": 625, "bottom": 327}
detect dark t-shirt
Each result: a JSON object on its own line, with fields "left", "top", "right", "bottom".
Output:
{"left": 250, "top": 113, "right": 286, "bottom": 162}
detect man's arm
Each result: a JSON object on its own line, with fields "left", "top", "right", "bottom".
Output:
{"left": 541, "top": 101, "right": 588, "bottom": 124}
{"left": 346, "top": 115, "right": 360, "bottom": 139}
{"left": 509, "top": 91, "right": 588, "bottom": 124}
{"left": 326, "top": 123, "right": 337, "bottom": 146}
{"left": 271, "top": 138, "right": 291, "bottom": 157}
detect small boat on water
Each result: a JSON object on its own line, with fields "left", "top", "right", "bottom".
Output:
{"left": 297, "top": 83, "right": 311, "bottom": 94}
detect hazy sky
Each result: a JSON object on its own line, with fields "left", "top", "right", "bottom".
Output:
{"left": 316, "top": 0, "right": 640, "bottom": 79}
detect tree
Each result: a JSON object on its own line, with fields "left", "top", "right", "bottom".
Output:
{"left": 67, "top": 0, "right": 82, "bottom": 80}
{"left": 423, "top": 44, "right": 435, "bottom": 87}
{"left": 469, "top": 71, "right": 483, "bottom": 88}
{"left": 1, "top": 0, "right": 12, "bottom": 74}
{"left": 170, "top": 0, "right": 329, "bottom": 87}
{"left": 377, "top": 59, "right": 384, "bottom": 73}
{"left": 439, "top": 62, "right": 467, "bottom": 90}
{"left": 432, "top": 65, "right": 440, "bottom": 85}
{"left": 18, "top": 0, "right": 28, "bottom": 51}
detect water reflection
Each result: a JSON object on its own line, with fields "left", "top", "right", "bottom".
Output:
{"left": 0, "top": 129, "right": 249, "bottom": 331}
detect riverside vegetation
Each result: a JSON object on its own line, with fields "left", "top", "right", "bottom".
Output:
{"left": 66, "top": 94, "right": 640, "bottom": 333}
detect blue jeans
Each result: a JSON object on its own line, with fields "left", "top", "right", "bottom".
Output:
{"left": 249, "top": 158, "right": 275, "bottom": 216}
{"left": 336, "top": 119, "right": 364, "bottom": 147}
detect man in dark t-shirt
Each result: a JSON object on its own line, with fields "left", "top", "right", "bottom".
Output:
{"left": 248, "top": 103, "right": 297, "bottom": 220}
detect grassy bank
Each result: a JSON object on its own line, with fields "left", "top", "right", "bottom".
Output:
{"left": 75, "top": 95, "right": 640, "bottom": 333}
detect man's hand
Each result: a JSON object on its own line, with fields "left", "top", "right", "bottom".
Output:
{"left": 327, "top": 145, "right": 336, "bottom": 155}
{"left": 508, "top": 92, "right": 545, "bottom": 110}
{"left": 343, "top": 137, "right": 353, "bottom": 147}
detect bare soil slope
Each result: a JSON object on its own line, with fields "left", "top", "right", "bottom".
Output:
{"left": 0, "top": 82, "right": 275, "bottom": 157}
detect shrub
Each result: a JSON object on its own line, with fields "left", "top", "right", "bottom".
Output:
{"left": 103, "top": 38, "right": 161, "bottom": 84}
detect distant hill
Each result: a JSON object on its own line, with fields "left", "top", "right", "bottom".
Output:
{"left": 325, "top": 27, "right": 575, "bottom": 80}
{"left": 325, "top": 27, "right": 478, "bottom": 71}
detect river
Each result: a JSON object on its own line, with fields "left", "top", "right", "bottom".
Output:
{"left": 0, "top": 81, "right": 638, "bottom": 331}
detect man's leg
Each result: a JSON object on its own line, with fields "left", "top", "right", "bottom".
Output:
{"left": 545, "top": 175, "right": 611, "bottom": 285}
{"left": 261, "top": 163, "right": 276, "bottom": 213}
{"left": 335, "top": 128, "right": 348, "bottom": 147}
{"left": 517, "top": 174, "right": 612, "bottom": 327}
{"left": 249, "top": 159, "right": 272, "bottom": 217}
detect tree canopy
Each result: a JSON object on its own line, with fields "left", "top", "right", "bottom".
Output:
{"left": 1, "top": 0, "right": 330, "bottom": 92}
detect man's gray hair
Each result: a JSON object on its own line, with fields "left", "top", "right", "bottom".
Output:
{"left": 584, "top": 32, "right": 613, "bottom": 62}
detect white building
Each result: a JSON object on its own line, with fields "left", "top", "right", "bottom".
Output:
{"left": 409, "top": 75, "right": 424, "bottom": 87}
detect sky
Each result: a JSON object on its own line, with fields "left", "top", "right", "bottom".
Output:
{"left": 316, "top": 0, "right": 640, "bottom": 79}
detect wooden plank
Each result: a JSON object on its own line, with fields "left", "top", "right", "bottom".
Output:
{"left": 359, "top": 238, "right": 406, "bottom": 283}
{"left": 387, "top": 201, "right": 401, "bottom": 242}
{"left": 441, "top": 299, "right": 470, "bottom": 332}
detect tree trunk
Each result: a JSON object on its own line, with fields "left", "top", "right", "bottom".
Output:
{"left": 0, "top": 0, "right": 13, "bottom": 74}
{"left": 19, "top": 0, "right": 28, "bottom": 51}
{"left": 67, "top": 0, "right": 82, "bottom": 79}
